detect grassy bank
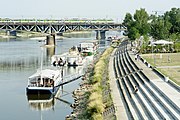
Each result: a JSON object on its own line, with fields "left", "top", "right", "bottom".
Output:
{"left": 77, "top": 47, "right": 115, "bottom": 120}
{"left": 141, "top": 53, "right": 180, "bottom": 85}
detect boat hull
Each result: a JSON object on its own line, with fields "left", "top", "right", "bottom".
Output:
{"left": 26, "top": 86, "right": 60, "bottom": 95}
{"left": 27, "top": 93, "right": 53, "bottom": 100}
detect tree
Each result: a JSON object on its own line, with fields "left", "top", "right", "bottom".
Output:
{"left": 123, "top": 13, "right": 133, "bottom": 28}
{"left": 164, "top": 8, "right": 180, "bottom": 34}
{"left": 128, "top": 27, "right": 140, "bottom": 40}
{"left": 134, "top": 8, "right": 150, "bottom": 35}
{"left": 123, "top": 13, "right": 133, "bottom": 36}
{"left": 150, "top": 16, "right": 172, "bottom": 39}
{"left": 122, "top": 9, "right": 150, "bottom": 40}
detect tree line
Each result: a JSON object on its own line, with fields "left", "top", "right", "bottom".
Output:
{"left": 122, "top": 8, "right": 180, "bottom": 42}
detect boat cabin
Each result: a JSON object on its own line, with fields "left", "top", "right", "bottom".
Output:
{"left": 27, "top": 69, "right": 60, "bottom": 87}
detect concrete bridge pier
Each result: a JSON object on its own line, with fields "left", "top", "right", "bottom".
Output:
{"left": 46, "top": 34, "right": 55, "bottom": 46}
{"left": 46, "top": 47, "right": 55, "bottom": 58}
{"left": 6, "top": 30, "right": 17, "bottom": 36}
{"left": 96, "top": 30, "right": 107, "bottom": 40}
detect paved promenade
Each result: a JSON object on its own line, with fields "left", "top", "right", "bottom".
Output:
{"left": 109, "top": 48, "right": 128, "bottom": 119}
{"left": 109, "top": 44, "right": 180, "bottom": 119}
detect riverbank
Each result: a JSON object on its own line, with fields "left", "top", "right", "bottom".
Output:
{"left": 66, "top": 46, "right": 116, "bottom": 120}
{"left": 0, "top": 30, "right": 47, "bottom": 40}
{"left": 0, "top": 30, "right": 93, "bottom": 40}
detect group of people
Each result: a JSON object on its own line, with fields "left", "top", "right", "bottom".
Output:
{"left": 52, "top": 57, "right": 66, "bottom": 67}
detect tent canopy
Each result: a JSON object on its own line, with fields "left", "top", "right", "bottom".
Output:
{"left": 151, "top": 40, "right": 173, "bottom": 45}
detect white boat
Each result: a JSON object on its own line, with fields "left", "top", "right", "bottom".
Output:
{"left": 66, "top": 54, "right": 85, "bottom": 66}
{"left": 51, "top": 46, "right": 86, "bottom": 66}
{"left": 51, "top": 53, "right": 68, "bottom": 67}
{"left": 66, "top": 46, "right": 86, "bottom": 66}
{"left": 26, "top": 68, "right": 63, "bottom": 94}
{"left": 79, "top": 40, "right": 98, "bottom": 56}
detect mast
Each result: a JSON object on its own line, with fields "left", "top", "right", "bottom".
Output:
{"left": 40, "top": 45, "right": 44, "bottom": 85}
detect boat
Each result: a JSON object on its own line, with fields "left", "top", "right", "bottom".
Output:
{"left": 66, "top": 46, "right": 86, "bottom": 66}
{"left": 26, "top": 68, "right": 63, "bottom": 94}
{"left": 51, "top": 53, "right": 67, "bottom": 67}
{"left": 79, "top": 40, "right": 98, "bottom": 56}
{"left": 51, "top": 46, "right": 86, "bottom": 66}
{"left": 66, "top": 54, "right": 85, "bottom": 66}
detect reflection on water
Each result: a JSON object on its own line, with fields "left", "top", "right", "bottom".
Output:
{"left": 46, "top": 47, "right": 55, "bottom": 60}
{"left": 63, "top": 32, "right": 95, "bottom": 38}
{"left": 27, "top": 94, "right": 56, "bottom": 111}
{"left": 27, "top": 89, "right": 72, "bottom": 111}
{"left": 0, "top": 32, "right": 118, "bottom": 119}
{"left": 0, "top": 43, "right": 55, "bottom": 71}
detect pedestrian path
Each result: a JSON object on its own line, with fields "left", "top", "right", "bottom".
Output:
{"left": 109, "top": 48, "right": 128, "bottom": 120}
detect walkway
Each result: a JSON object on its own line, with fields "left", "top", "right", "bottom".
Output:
{"left": 109, "top": 48, "right": 128, "bottom": 119}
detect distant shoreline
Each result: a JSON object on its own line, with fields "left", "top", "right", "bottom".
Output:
{"left": 0, "top": 31, "right": 93, "bottom": 40}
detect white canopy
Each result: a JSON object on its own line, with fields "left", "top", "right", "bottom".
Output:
{"left": 151, "top": 40, "right": 173, "bottom": 45}
{"left": 29, "top": 69, "right": 60, "bottom": 80}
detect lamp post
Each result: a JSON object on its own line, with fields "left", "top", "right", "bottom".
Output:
{"left": 151, "top": 43, "right": 156, "bottom": 67}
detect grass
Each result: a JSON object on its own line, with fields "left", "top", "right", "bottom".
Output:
{"left": 141, "top": 53, "right": 180, "bottom": 66}
{"left": 141, "top": 53, "right": 180, "bottom": 85}
{"left": 78, "top": 46, "right": 114, "bottom": 120}
{"left": 158, "top": 68, "right": 180, "bottom": 85}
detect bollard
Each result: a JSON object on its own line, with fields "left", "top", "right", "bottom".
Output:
{"left": 165, "top": 77, "right": 169, "bottom": 82}
{"left": 144, "top": 59, "right": 146, "bottom": 63}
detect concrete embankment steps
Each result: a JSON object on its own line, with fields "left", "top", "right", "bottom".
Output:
{"left": 127, "top": 44, "right": 180, "bottom": 119}
{"left": 124, "top": 52, "right": 178, "bottom": 119}
{"left": 110, "top": 40, "right": 180, "bottom": 119}
{"left": 125, "top": 48, "right": 170, "bottom": 119}
{"left": 123, "top": 49, "right": 158, "bottom": 119}
{"left": 115, "top": 52, "right": 136, "bottom": 119}
{"left": 121, "top": 52, "right": 154, "bottom": 119}
{"left": 109, "top": 48, "right": 128, "bottom": 120}
{"left": 116, "top": 46, "right": 145, "bottom": 119}
{"left": 119, "top": 51, "right": 145, "bottom": 119}
{"left": 127, "top": 45, "right": 180, "bottom": 109}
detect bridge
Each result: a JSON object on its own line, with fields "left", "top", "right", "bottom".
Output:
{"left": 0, "top": 19, "right": 125, "bottom": 45}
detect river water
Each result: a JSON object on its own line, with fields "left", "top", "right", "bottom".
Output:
{"left": 0, "top": 31, "right": 121, "bottom": 120}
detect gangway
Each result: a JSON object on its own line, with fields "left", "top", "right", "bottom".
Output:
{"left": 54, "top": 73, "right": 83, "bottom": 88}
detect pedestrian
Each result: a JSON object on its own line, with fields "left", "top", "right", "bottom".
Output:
{"left": 137, "top": 54, "right": 139, "bottom": 61}
{"left": 133, "top": 86, "right": 138, "bottom": 94}
{"left": 135, "top": 54, "right": 137, "bottom": 60}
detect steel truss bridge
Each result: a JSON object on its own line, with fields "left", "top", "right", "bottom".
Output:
{"left": 0, "top": 20, "right": 125, "bottom": 35}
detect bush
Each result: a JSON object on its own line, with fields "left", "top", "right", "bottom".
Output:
{"left": 79, "top": 46, "right": 114, "bottom": 119}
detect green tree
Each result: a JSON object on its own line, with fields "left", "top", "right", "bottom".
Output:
{"left": 134, "top": 8, "right": 150, "bottom": 35}
{"left": 122, "top": 8, "right": 150, "bottom": 40}
{"left": 150, "top": 16, "right": 172, "bottom": 39}
{"left": 123, "top": 13, "right": 133, "bottom": 28}
{"left": 122, "top": 13, "right": 133, "bottom": 37}
{"left": 164, "top": 8, "right": 180, "bottom": 34}
{"left": 128, "top": 27, "right": 140, "bottom": 40}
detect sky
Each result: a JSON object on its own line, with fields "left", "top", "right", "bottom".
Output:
{"left": 0, "top": 0, "right": 179, "bottom": 22}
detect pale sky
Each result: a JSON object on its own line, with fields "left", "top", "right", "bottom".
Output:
{"left": 0, "top": 0, "right": 179, "bottom": 22}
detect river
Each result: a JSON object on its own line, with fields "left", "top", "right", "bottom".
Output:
{"left": 0, "top": 31, "right": 121, "bottom": 120}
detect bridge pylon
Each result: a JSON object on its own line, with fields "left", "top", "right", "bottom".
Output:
{"left": 46, "top": 34, "right": 55, "bottom": 46}
{"left": 96, "top": 30, "right": 107, "bottom": 40}
{"left": 6, "top": 30, "right": 17, "bottom": 36}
